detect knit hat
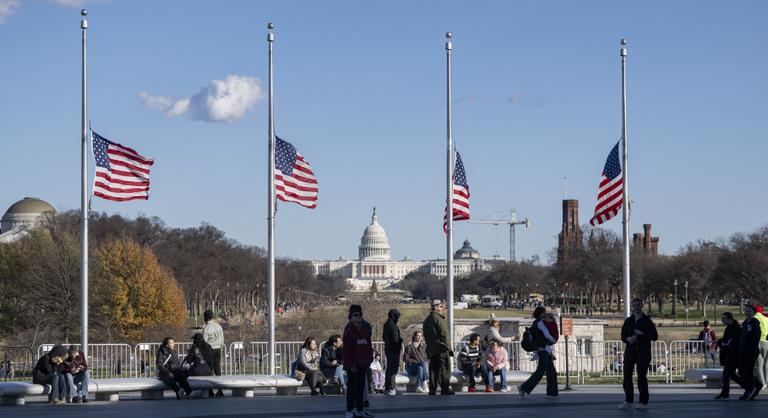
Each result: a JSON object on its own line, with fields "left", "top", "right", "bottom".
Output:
{"left": 431, "top": 299, "right": 444, "bottom": 308}
{"left": 348, "top": 304, "right": 363, "bottom": 319}
{"left": 757, "top": 305, "right": 764, "bottom": 314}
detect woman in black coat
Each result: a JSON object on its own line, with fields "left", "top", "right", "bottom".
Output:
{"left": 156, "top": 337, "right": 192, "bottom": 399}
{"left": 185, "top": 333, "right": 214, "bottom": 377}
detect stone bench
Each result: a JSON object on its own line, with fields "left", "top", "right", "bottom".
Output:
{"left": 397, "top": 370, "right": 531, "bottom": 392}
{"left": 684, "top": 368, "right": 723, "bottom": 389}
{"left": 0, "top": 375, "right": 303, "bottom": 405}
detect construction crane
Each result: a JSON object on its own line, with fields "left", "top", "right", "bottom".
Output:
{"left": 468, "top": 209, "right": 530, "bottom": 262}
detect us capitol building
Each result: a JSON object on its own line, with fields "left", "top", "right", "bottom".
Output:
{"left": 311, "top": 208, "right": 505, "bottom": 291}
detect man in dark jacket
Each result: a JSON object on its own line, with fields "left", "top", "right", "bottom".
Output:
{"left": 738, "top": 304, "right": 761, "bottom": 400}
{"left": 321, "top": 334, "right": 346, "bottom": 392}
{"left": 343, "top": 304, "right": 373, "bottom": 417}
{"left": 619, "top": 298, "right": 658, "bottom": 410}
{"left": 382, "top": 308, "right": 403, "bottom": 395}
{"left": 715, "top": 312, "right": 743, "bottom": 399}
{"left": 423, "top": 299, "right": 454, "bottom": 396}
{"left": 33, "top": 344, "right": 68, "bottom": 404}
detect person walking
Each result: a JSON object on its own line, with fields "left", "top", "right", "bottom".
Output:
{"left": 422, "top": 299, "right": 454, "bottom": 396}
{"left": 618, "top": 298, "right": 658, "bottom": 410}
{"left": 382, "top": 309, "right": 403, "bottom": 396}
{"left": 715, "top": 312, "right": 744, "bottom": 400}
{"left": 518, "top": 306, "right": 559, "bottom": 399}
{"left": 343, "top": 304, "right": 374, "bottom": 418}
{"left": 753, "top": 305, "right": 768, "bottom": 397}
{"left": 738, "top": 304, "right": 761, "bottom": 400}
{"left": 202, "top": 309, "right": 225, "bottom": 397}
{"left": 697, "top": 320, "right": 718, "bottom": 368}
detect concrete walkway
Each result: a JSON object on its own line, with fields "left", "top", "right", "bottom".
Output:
{"left": 1, "top": 385, "right": 763, "bottom": 417}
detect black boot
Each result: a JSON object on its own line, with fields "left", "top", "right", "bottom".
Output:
{"left": 209, "top": 389, "right": 215, "bottom": 398}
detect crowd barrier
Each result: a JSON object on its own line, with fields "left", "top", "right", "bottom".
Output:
{"left": 10, "top": 339, "right": 720, "bottom": 383}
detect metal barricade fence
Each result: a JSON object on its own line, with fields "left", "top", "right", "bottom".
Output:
{"left": 1, "top": 346, "right": 34, "bottom": 381}
{"left": 580, "top": 340, "right": 669, "bottom": 383}
{"left": 37, "top": 343, "right": 134, "bottom": 379}
{"left": 668, "top": 340, "right": 713, "bottom": 382}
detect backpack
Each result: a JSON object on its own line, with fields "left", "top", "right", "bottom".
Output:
{"left": 520, "top": 320, "right": 543, "bottom": 352}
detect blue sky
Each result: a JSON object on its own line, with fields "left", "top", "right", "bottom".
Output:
{"left": 1, "top": 0, "right": 766, "bottom": 263}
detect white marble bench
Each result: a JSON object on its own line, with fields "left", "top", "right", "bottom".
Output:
{"left": 684, "top": 368, "right": 723, "bottom": 389}
{"left": 0, "top": 375, "right": 303, "bottom": 405}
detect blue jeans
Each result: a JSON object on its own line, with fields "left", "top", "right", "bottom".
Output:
{"left": 48, "top": 373, "right": 65, "bottom": 400}
{"left": 486, "top": 367, "right": 507, "bottom": 390}
{"left": 322, "top": 365, "right": 347, "bottom": 389}
{"left": 65, "top": 371, "right": 90, "bottom": 399}
{"left": 406, "top": 362, "right": 428, "bottom": 388}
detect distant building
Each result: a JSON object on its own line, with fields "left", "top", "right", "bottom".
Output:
{"left": 310, "top": 208, "right": 505, "bottom": 291}
{"left": 633, "top": 224, "right": 660, "bottom": 255}
{"left": 557, "top": 199, "right": 583, "bottom": 263}
{"left": 0, "top": 197, "right": 56, "bottom": 243}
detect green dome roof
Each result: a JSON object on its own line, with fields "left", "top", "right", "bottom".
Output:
{"left": 3, "top": 197, "right": 56, "bottom": 216}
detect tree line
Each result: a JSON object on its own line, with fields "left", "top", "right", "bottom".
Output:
{"left": 397, "top": 224, "right": 768, "bottom": 316}
{"left": 0, "top": 211, "right": 347, "bottom": 347}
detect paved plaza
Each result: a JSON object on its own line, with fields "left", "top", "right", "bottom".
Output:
{"left": 1, "top": 385, "right": 765, "bottom": 418}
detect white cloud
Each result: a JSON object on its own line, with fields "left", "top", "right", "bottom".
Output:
{"left": 0, "top": 0, "right": 20, "bottom": 25}
{"left": 140, "top": 75, "right": 264, "bottom": 123}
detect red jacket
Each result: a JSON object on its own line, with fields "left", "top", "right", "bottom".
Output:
{"left": 342, "top": 322, "right": 373, "bottom": 369}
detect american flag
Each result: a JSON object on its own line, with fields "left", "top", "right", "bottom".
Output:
{"left": 92, "top": 131, "right": 154, "bottom": 202}
{"left": 589, "top": 141, "right": 623, "bottom": 226}
{"left": 275, "top": 136, "right": 318, "bottom": 209}
{"left": 443, "top": 151, "right": 470, "bottom": 232}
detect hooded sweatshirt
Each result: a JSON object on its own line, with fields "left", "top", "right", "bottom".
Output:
{"left": 343, "top": 321, "right": 373, "bottom": 369}
{"left": 383, "top": 309, "right": 403, "bottom": 353}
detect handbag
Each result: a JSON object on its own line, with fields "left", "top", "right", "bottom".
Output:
{"left": 293, "top": 370, "right": 306, "bottom": 382}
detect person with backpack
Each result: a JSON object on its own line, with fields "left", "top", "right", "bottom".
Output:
{"left": 618, "top": 298, "right": 658, "bottom": 410}
{"left": 518, "top": 306, "right": 559, "bottom": 399}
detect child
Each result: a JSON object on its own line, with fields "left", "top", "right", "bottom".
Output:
{"left": 543, "top": 313, "right": 560, "bottom": 359}
{"left": 370, "top": 352, "right": 385, "bottom": 394}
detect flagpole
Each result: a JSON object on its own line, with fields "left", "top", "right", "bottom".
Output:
{"left": 80, "top": 9, "right": 89, "bottom": 360}
{"left": 620, "top": 39, "right": 630, "bottom": 318}
{"left": 445, "top": 32, "right": 455, "bottom": 351}
{"left": 266, "top": 22, "right": 276, "bottom": 376}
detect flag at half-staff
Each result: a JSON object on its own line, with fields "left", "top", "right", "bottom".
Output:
{"left": 92, "top": 131, "right": 155, "bottom": 202}
{"left": 443, "top": 151, "right": 470, "bottom": 232}
{"left": 589, "top": 141, "right": 623, "bottom": 226}
{"left": 275, "top": 136, "right": 318, "bottom": 209}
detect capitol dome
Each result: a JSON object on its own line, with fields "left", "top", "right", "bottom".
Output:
{"left": 358, "top": 207, "right": 391, "bottom": 261}
{"left": 455, "top": 238, "right": 480, "bottom": 259}
{"left": 0, "top": 197, "right": 56, "bottom": 243}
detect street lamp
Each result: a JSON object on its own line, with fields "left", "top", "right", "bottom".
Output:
{"left": 673, "top": 279, "right": 678, "bottom": 317}
{"left": 684, "top": 280, "right": 689, "bottom": 324}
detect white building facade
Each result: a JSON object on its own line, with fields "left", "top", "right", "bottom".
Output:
{"left": 0, "top": 197, "right": 56, "bottom": 243}
{"left": 311, "top": 208, "right": 505, "bottom": 291}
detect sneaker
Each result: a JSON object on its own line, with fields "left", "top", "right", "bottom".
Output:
{"left": 714, "top": 394, "right": 729, "bottom": 400}
{"left": 499, "top": 386, "right": 510, "bottom": 393}
{"left": 72, "top": 396, "right": 82, "bottom": 403}
{"left": 485, "top": 386, "right": 493, "bottom": 393}
{"left": 421, "top": 382, "right": 430, "bottom": 392}
{"left": 748, "top": 387, "right": 761, "bottom": 400}
{"left": 386, "top": 389, "right": 396, "bottom": 396}
{"left": 618, "top": 402, "right": 632, "bottom": 410}
{"left": 415, "top": 386, "right": 426, "bottom": 393}
{"left": 468, "top": 387, "right": 477, "bottom": 393}
{"left": 81, "top": 396, "right": 88, "bottom": 403}
{"left": 345, "top": 411, "right": 355, "bottom": 418}
{"left": 517, "top": 385, "right": 527, "bottom": 399}
{"left": 357, "top": 411, "right": 375, "bottom": 418}
{"left": 635, "top": 403, "right": 647, "bottom": 410}
{"left": 66, "top": 397, "right": 72, "bottom": 404}
{"left": 546, "top": 395, "right": 559, "bottom": 400}
{"left": 52, "top": 399, "right": 65, "bottom": 405}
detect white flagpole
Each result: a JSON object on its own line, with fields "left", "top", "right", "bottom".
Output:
{"left": 80, "top": 9, "right": 90, "bottom": 360}
{"left": 620, "top": 39, "right": 631, "bottom": 318}
{"left": 445, "top": 32, "right": 455, "bottom": 351}
{"left": 266, "top": 22, "right": 277, "bottom": 376}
